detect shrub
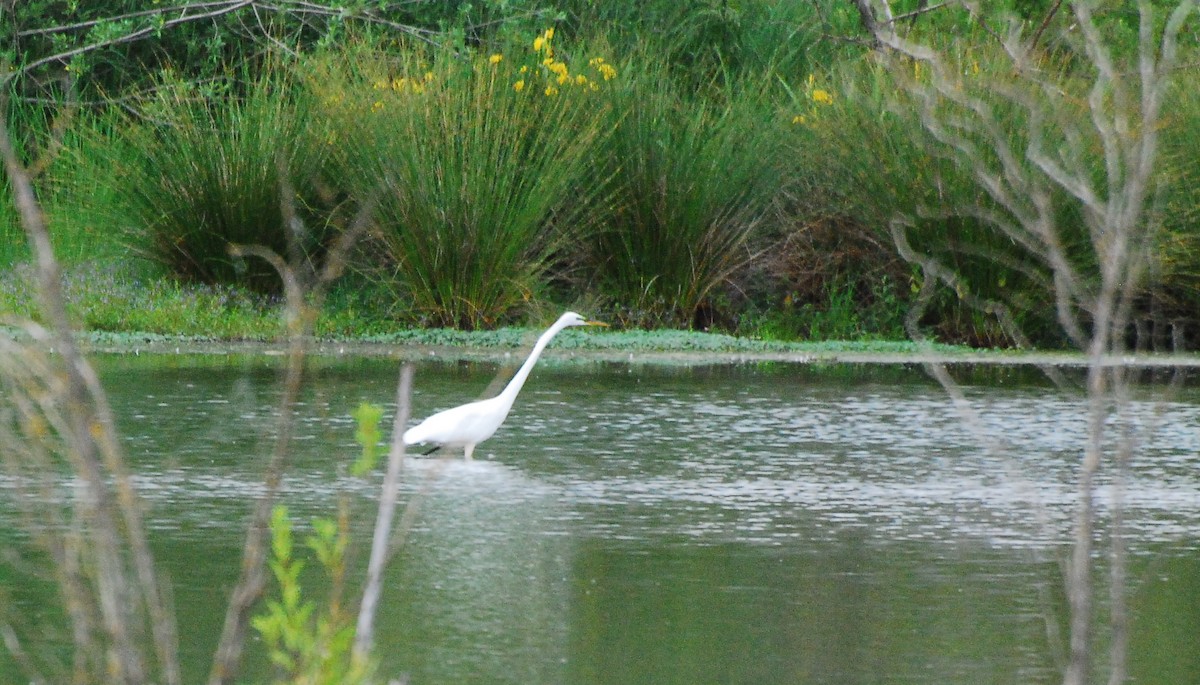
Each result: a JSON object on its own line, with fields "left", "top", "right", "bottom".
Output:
{"left": 96, "top": 69, "right": 335, "bottom": 293}
{"left": 328, "top": 33, "right": 613, "bottom": 329}
{"left": 558, "top": 0, "right": 828, "bottom": 92}
{"left": 1149, "top": 78, "right": 1200, "bottom": 350}
{"left": 795, "top": 57, "right": 1080, "bottom": 347}
{"left": 588, "top": 53, "right": 793, "bottom": 328}
{"left": 0, "top": 182, "right": 22, "bottom": 269}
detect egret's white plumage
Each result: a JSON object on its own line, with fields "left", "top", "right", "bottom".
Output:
{"left": 402, "top": 312, "right": 607, "bottom": 459}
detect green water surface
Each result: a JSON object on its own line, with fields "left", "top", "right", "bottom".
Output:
{"left": 2, "top": 357, "right": 1198, "bottom": 684}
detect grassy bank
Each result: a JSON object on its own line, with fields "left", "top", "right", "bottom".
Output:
{"left": 4, "top": 2, "right": 1200, "bottom": 350}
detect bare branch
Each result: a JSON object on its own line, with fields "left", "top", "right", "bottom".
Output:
{"left": 859, "top": 4, "right": 1198, "bottom": 684}
{"left": 353, "top": 364, "right": 414, "bottom": 662}
{"left": 8, "top": 1, "right": 255, "bottom": 83}
{"left": 1028, "top": 0, "right": 1064, "bottom": 52}
{"left": 2, "top": 93, "right": 180, "bottom": 685}
{"left": 5, "top": 0, "right": 447, "bottom": 88}
{"left": 208, "top": 177, "right": 379, "bottom": 684}
{"left": 893, "top": 0, "right": 952, "bottom": 24}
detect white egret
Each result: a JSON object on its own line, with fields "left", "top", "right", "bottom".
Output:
{"left": 402, "top": 311, "right": 608, "bottom": 459}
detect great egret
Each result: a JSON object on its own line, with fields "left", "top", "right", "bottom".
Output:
{"left": 402, "top": 311, "right": 608, "bottom": 459}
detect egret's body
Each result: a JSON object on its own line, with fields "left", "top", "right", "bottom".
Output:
{"left": 402, "top": 312, "right": 606, "bottom": 459}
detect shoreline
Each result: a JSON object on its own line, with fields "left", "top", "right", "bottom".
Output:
{"left": 69, "top": 333, "right": 1200, "bottom": 369}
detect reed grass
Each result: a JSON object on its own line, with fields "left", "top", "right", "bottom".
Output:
{"left": 0, "top": 185, "right": 22, "bottom": 268}
{"left": 328, "top": 34, "right": 612, "bottom": 329}
{"left": 589, "top": 52, "right": 792, "bottom": 328}
{"left": 92, "top": 70, "right": 334, "bottom": 293}
{"left": 795, "top": 56, "right": 1080, "bottom": 346}
{"left": 1152, "top": 79, "right": 1200, "bottom": 348}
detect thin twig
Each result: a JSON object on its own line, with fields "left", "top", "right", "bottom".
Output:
{"left": 892, "top": 0, "right": 953, "bottom": 24}
{"left": 14, "top": 0, "right": 249, "bottom": 38}
{"left": 2, "top": 94, "right": 180, "bottom": 685}
{"left": 208, "top": 177, "right": 379, "bottom": 685}
{"left": 353, "top": 364, "right": 415, "bottom": 661}
{"left": 9, "top": 1, "right": 255, "bottom": 82}
{"left": 1028, "top": 0, "right": 1064, "bottom": 52}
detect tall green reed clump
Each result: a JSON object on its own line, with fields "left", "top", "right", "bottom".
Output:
{"left": 94, "top": 71, "right": 334, "bottom": 292}
{"left": 590, "top": 54, "right": 792, "bottom": 328}
{"left": 1150, "top": 77, "right": 1200, "bottom": 349}
{"left": 0, "top": 181, "right": 21, "bottom": 268}
{"left": 3, "top": 102, "right": 126, "bottom": 272}
{"left": 1, "top": 102, "right": 52, "bottom": 268}
{"left": 329, "top": 31, "right": 612, "bottom": 329}
{"left": 796, "top": 56, "right": 1078, "bottom": 347}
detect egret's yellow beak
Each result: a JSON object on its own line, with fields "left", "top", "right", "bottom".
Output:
{"left": 585, "top": 319, "right": 609, "bottom": 327}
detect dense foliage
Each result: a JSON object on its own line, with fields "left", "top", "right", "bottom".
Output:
{"left": 3, "top": 1, "right": 1199, "bottom": 349}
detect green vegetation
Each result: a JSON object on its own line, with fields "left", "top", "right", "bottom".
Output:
{"left": 3, "top": 1, "right": 1199, "bottom": 350}
{"left": 591, "top": 56, "right": 792, "bottom": 328}
{"left": 87, "top": 71, "right": 335, "bottom": 291}
{"left": 253, "top": 505, "right": 367, "bottom": 685}
{"left": 328, "top": 34, "right": 613, "bottom": 329}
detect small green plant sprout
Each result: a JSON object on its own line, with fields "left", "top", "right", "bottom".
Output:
{"left": 351, "top": 402, "right": 385, "bottom": 477}
{"left": 252, "top": 505, "right": 367, "bottom": 685}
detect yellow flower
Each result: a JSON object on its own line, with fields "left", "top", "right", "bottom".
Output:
{"left": 597, "top": 63, "right": 616, "bottom": 81}
{"left": 534, "top": 28, "right": 555, "bottom": 55}
{"left": 520, "top": 65, "right": 529, "bottom": 74}
{"left": 544, "top": 85, "right": 558, "bottom": 97}
{"left": 514, "top": 79, "right": 526, "bottom": 92}
{"left": 575, "top": 74, "right": 588, "bottom": 86}
{"left": 372, "top": 101, "right": 384, "bottom": 112}
{"left": 392, "top": 77, "right": 407, "bottom": 91}
{"left": 372, "top": 79, "right": 387, "bottom": 90}
{"left": 811, "top": 89, "right": 833, "bottom": 105}
{"left": 548, "top": 61, "right": 569, "bottom": 84}
{"left": 489, "top": 53, "right": 503, "bottom": 65}
{"left": 792, "top": 114, "right": 806, "bottom": 125}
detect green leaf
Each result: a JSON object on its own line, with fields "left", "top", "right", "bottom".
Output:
{"left": 352, "top": 402, "right": 385, "bottom": 476}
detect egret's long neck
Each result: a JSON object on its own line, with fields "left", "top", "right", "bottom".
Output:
{"left": 497, "top": 321, "right": 568, "bottom": 406}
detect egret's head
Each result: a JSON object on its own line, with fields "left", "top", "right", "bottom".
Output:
{"left": 560, "top": 311, "right": 608, "bottom": 328}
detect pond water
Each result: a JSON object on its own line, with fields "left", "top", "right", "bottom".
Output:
{"left": 2, "top": 355, "right": 1199, "bottom": 684}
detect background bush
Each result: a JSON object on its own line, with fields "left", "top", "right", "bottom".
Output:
{"left": 324, "top": 35, "right": 613, "bottom": 329}
{"left": 587, "top": 52, "right": 793, "bottom": 328}
{"left": 83, "top": 70, "right": 336, "bottom": 293}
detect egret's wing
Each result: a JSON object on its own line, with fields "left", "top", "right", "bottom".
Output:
{"left": 405, "top": 397, "right": 505, "bottom": 446}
